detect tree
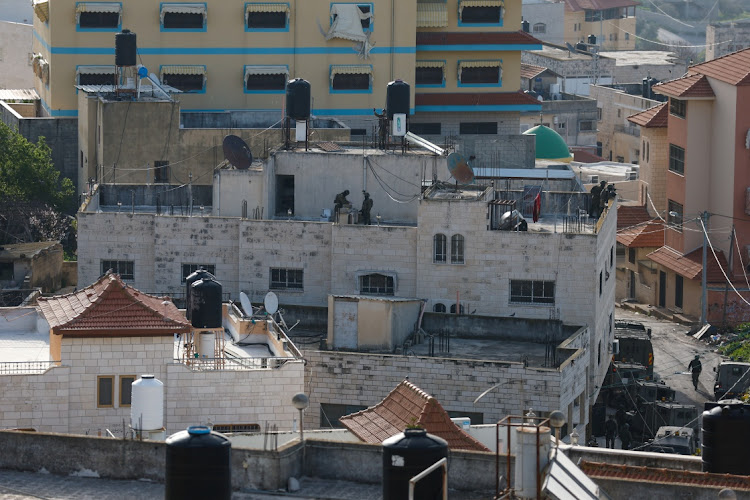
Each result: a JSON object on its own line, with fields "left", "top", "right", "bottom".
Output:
{"left": 0, "top": 121, "right": 75, "bottom": 212}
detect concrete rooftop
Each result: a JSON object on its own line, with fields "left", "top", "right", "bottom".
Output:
{"left": 410, "top": 337, "right": 556, "bottom": 367}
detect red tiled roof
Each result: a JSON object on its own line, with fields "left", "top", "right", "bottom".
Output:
{"left": 689, "top": 47, "right": 750, "bottom": 86}
{"left": 571, "top": 148, "right": 606, "bottom": 163}
{"left": 652, "top": 74, "right": 715, "bottom": 99}
{"left": 565, "top": 0, "right": 638, "bottom": 12}
{"left": 617, "top": 205, "right": 652, "bottom": 230}
{"left": 415, "top": 91, "right": 541, "bottom": 107}
{"left": 627, "top": 103, "right": 668, "bottom": 128}
{"left": 647, "top": 246, "right": 729, "bottom": 283}
{"left": 38, "top": 273, "right": 191, "bottom": 337}
{"left": 521, "top": 63, "right": 547, "bottom": 80}
{"left": 579, "top": 461, "right": 750, "bottom": 490}
{"left": 339, "top": 380, "right": 490, "bottom": 452}
{"left": 416, "top": 31, "right": 541, "bottom": 47}
{"left": 617, "top": 220, "right": 665, "bottom": 248}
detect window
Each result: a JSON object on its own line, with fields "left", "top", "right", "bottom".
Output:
{"left": 628, "top": 248, "right": 636, "bottom": 264}
{"left": 244, "top": 66, "right": 288, "bottom": 92}
{"left": 275, "top": 174, "right": 295, "bottom": 216}
{"left": 459, "top": 122, "right": 497, "bottom": 135}
{"left": 330, "top": 65, "right": 372, "bottom": 92}
{"left": 533, "top": 22, "right": 546, "bottom": 33}
{"left": 625, "top": 32, "right": 630, "bottom": 40}
{"left": 597, "top": 108, "right": 602, "bottom": 121}
{"left": 270, "top": 268, "right": 303, "bottom": 290}
{"left": 77, "top": 66, "right": 117, "bottom": 86}
{"left": 410, "top": 123, "right": 441, "bottom": 135}
{"left": 415, "top": 62, "right": 445, "bottom": 86}
{"left": 119, "top": 375, "right": 135, "bottom": 407}
{"left": 510, "top": 280, "right": 555, "bottom": 304}
{"left": 212, "top": 423, "right": 261, "bottom": 433}
{"left": 330, "top": 3, "right": 373, "bottom": 32}
{"left": 433, "top": 303, "right": 446, "bottom": 313}
{"left": 598, "top": 340, "right": 602, "bottom": 365}
{"left": 675, "top": 275, "right": 684, "bottom": 309}
{"left": 450, "top": 304, "right": 465, "bottom": 314}
{"left": 76, "top": 3, "right": 122, "bottom": 29}
{"left": 359, "top": 273, "right": 394, "bottom": 295}
{"left": 181, "top": 264, "right": 216, "bottom": 282}
{"left": 459, "top": 61, "right": 502, "bottom": 85}
{"left": 434, "top": 234, "right": 447, "bottom": 263}
{"left": 579, "top": 120, "right": 594, "bottom": 131}
{"left": 154, "top": 161, "right": 170, "bottom": 183}
{"left": 667, "top": 200, "right": 683, "bottom": 232}
{"left": 161, "top": 66, "right": 206, "bottom": 92}
{"left": 669, "top": 98, "right": 686, "bottom": 118}
{"left": 0, "top": 262, "right": 13, "bottom": 281}
{"left": 669, "top": 144, "right": 685, "bottom": 174}
{"left": 647, "top": 142, "right": 650, "bottom": 162}
{"left": 610, "top": 246, "right": 614, "bottom": 269}
{"left": 101, "top": 260, "right": 134, "bottom": 280}
{"left": 160, "top": 3, "right": 207, "bottom": 31}
{"left": 459, "top": 2, "right": 503, "bottom": 25}
{"left": 245, "top": 3, "right": 289, "bottom": 30}
{"left": 97, "top": 376, "right": 114, "bottom": 408}
{"left": 451, "top": 234, "right": 464, "bottom": 264}
{"left": 350, "top": 128, "right": 367, "bottom": 136}
{"left": 599, "top": 271, "right": 603, "bottom": 296}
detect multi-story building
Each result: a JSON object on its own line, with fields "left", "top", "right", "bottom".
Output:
{"left": 30, "top": 0, "right": 542, "bottom": 134}
{"left": 623, "top": 49, "right": 750, "bottom": 324}
{"left": 706, "top": 19, "right": 750, "bottom": 61}
{"left": 522, "top": 42, "right": 614, "bottom": 97}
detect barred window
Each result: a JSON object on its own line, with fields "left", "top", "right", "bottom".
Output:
{"left": 451, "top": 234, "right": 465, "bottom": 264}
{"left": 434, "top": 234, "right": 447, "bottom": 263}
{"left": 669, "top": 144, "right": 685, "bottom": 174}
{"left": 510, "top": 280, "right": 555, "bottom": 304}
{"left": 101, "top": 260, "right": 134, "bottom": 280}
{"left": 270, "top": 268, "right": 303, "bottom": 290}
{"left": 181, "top": 264, "right": 215, "bottom": 282}
{"left": 359, "top": 273, "right": 394, "bottom": 296}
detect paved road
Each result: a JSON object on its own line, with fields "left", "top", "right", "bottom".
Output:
{"left": 616, "top": 308, "right": 721, "bottom": 409}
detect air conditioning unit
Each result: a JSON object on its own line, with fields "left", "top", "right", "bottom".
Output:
{"left": 628, "top": 172, "right": 637, "bottom": 180}
{"left": 590, "top": 175, "right": 599, "bottom": 184}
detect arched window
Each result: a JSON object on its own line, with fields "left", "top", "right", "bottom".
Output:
{"left": 451, "top": 234, "right": 465, "bottom": 264}
{"left": 450, "top": 304, "right": 465, "bottom": 314}
{"left": 434, "top": 234, "right": 447, "bottom": 263}
{"left": 359, "top": 273, "right": 394, "bottom": 296}
{"left": 532, "top": 23, "right": 546, "bottom": 34}
{"left": 433, "top": 303, "right": 446, "bottom": 313}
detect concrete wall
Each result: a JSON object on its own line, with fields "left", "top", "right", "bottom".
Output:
{"left": 0, "top": 101, "right": 78, "bottom": 195}
{"left": 0, "top": 21, "right": 34, "bottom": 89}
{"left": 522, "top": 2, "right": 565, "bottom": 46}
{"left": 706, "top": 20, "right": 750, "bottom": 60}
{"left": 522, "top": 51, "right": 616, "bottom": 98}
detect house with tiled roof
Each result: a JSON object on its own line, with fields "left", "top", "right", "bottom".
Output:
{"left": 339, "top": 380, "right": 489, "bottom": 452}
{"left": 614, "top": 206, "right": 664, "bottom": 303}
{"left": 621, "top": 48, "right": 750, "bottom": 324}
{"left": 0, "top": 273, "right": 305, "bottom": 436}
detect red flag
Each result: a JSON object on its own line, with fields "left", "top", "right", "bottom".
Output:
{"left": 533, "top": 193, "right": 541, "bottom": 223}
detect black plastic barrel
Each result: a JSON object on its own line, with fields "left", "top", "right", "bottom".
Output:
{"left": 702, "top": 402, "right": 750, "bottom": 474}
{"left": 286, "top": 78, "right": 311, "bottom": 120}
{"left": 115, "top": 29, "right": 137, "bottom": 67}
{"left": 383, "top": 428, "right": 448, "bottom": 500}
{"left": 166, "top": 426, "right": 231, "bottom": 500}
{"left": 190, "top": 277, "right": 222, "bottom": 329}
{"left": 587, "top": 34, "right": 597, "bottom": 45}
{"left": 522, "top": 20, "right": 529, "bottom": 33}
{"left": 386, "top": 79, "right": 410, "bottom": 120}
{"left": 185, "top": 267, "right": 215, "bottom": 320}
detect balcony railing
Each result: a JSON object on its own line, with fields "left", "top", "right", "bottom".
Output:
{"left": 176, "top": 355, "right": 294, "bottom": 371}
{"left": 0, "top": 361, "right": 61, "bottom": 375}
{"left": 614, "top": 124, "right": 640, "bottom": 137}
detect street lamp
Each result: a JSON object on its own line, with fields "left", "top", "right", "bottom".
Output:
{"left": 549, "top": 410, "right": 566, "bottom": 448}
{"left": 292, "top": 393, "right": 309, "bottom": 442}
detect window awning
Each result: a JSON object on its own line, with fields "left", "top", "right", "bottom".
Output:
{"left": 416, "top": 3, "right": 448, "bottom": 28}
{"left": 459, "top": 0, "right": 504, "bottom": 13}
{"left": 161, "top": 65, "right": 206, "bottom": 78}
{"left": 33, "top": 0, "right": 49, "bottom": 23}
{"left": 160, "top": 3, "right": 206, "bottom": 24}
{"left": 458, "top": 60, "right": 502, "bottom": 81}
{"left": 76, "top": 2, "right": 122, "bottom": 23}
{"left": 416, "top": 60, "right": 446, "bottom": 69}
{"left": 76, "top": 65, "right": 116, "bottom": 81}
{"left": 246, "top": 3, "right": 290, "bottom": 14}
{"left": 330, "top": 65, "right": 372, "bottom": 83}
{"left": 244, "top": 65, "right": 289, "bottom": 83}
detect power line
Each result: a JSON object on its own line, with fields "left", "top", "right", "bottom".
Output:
{"left": 700, "top": 218, "right": 750, "bottom": 307}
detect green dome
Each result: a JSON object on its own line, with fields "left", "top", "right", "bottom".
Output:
{"left": 523, "top": 125, "right": 573, "bottom": 163}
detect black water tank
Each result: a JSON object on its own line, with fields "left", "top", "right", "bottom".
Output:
{"left": 185, "top": 267, "right": 215, "bottom": 320}
{"left": 115, "top": 29, "right": 137, "bottom": 67}
{"left": 587, "top": 34, "right": 597, "bottom": 45}
{"left": 286, "top": 78, "right": 311, "bottom": 120}
{"left": 190, "top": 277, "right": 222, "bottom": 329}
{"left": 386, "top": 79, "right": 410, "bottom": 120}
{"left": 166, "top": 426, "right": 231, "bottom": 500}
{"left": 702, "top": 402, "right": 750, "bottom": 474}
{"left": 522, "top": 20, "right": 530, "bottom": 33}
{"left": 383, "top": 428, "right": 448, "bottom": 500}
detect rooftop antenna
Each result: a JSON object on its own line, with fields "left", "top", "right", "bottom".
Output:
{"left": 222, "top": 135, "right": 253, "bottom": 169}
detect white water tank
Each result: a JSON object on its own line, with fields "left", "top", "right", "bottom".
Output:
{"left": 199, "top": 331, "right": 215, "bottom": 358}
{"left": 131, "top": 375, "right": 164, "bottom": 431}
{"left": 514, "top": 425, "right": 551, "bottom": 499}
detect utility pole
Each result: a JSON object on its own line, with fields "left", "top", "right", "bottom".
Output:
{"left": 700, "top": 211, "right": 710, "bottom": 325}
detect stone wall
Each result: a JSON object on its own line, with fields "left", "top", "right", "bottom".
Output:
{"left": 0, "top": 366, "right": 71, "bottom": 433}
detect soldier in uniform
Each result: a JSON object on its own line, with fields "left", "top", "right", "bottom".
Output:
{"left": 589, "top": 180, "right": 606, "bottom": 218}
{"left": 360, "top": 191, "right": 373, "bottom": 225}
{"left": 688, "top": 354, "right": 702, "bottom": 391}
{"left": 334, "top": 190, "right": 350, "bottom": 212}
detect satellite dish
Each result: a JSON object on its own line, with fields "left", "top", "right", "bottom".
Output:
{"left": 565, "top": 42, "right": 578, "bottom": 54}
{"left": 223, "top": 135, "right": 253, "bottom": 170}
{"left": 447, "top": 152, "right": 475, "bottom": 184}
{"left": 239, "top": 291, "right": 253, "bottom": 318}
{"left": 264, "top": 291, "right": 279, "bottom": 315}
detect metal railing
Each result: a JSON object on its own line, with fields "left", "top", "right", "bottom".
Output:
{"left": 0, "top": 361, "right": 61, "bottom": 375}
{"left": 614, "top": 124, "right": 640, "bottom": 137}
{"left": 176, "top": 356, "right": 294, "bottom": 371}
{"left": 409, "top": 457, "right": 448, "bottom": 500}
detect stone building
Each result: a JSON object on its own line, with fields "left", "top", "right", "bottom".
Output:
{"left": 0, "top": 241, "right": 64, "bottom": 293}
{"left": 706, "top": 19, "right": 750, "bottom": 61}
{"left": 522, "top": 43, "right": 615, "bottom": 97}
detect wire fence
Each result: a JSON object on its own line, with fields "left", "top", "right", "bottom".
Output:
{"left": 175, "top": 356, "right": 295, "bottom": 371}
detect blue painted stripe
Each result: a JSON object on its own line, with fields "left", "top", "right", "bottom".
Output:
{"left": 416, "top": 104, "right": 541, "bottom": 112}
{"left": 182, "top": 107, "right": 416, "bottom": 115}
{"left": 39, "top": 97, "right": 79, "bottom": 117}
{"left": 417, "top": 44, "right": 542, "bottom": 52}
